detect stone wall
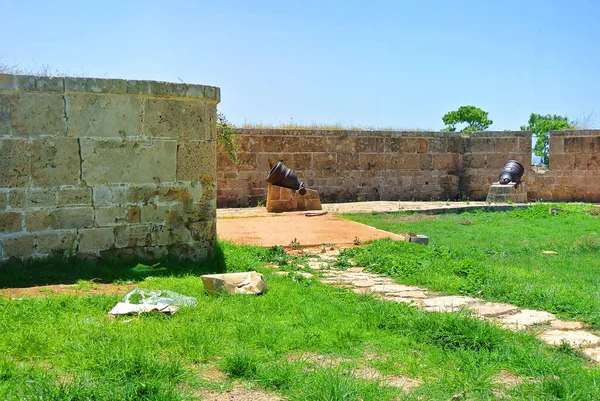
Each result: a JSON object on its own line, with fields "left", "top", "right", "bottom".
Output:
{"left": 217, "top": 128, "right": 600, "bottom": 206}
{"left": 0, "top": 74, "right": 219, "bottom": 260}
{"left": 218, "top": 130, "right": 530, "bottom": 207}
{"left": 527, "top": 130, "right": 600, "bottom": 202}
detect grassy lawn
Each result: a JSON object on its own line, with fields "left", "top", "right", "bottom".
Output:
{"left": 0, "top": 240, "right": 599, "bottom": 400}
{"left": 340, "top": 203, "right": 600, "bottom": 328}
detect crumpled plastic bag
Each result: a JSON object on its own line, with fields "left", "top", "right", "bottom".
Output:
{"left": 201, "top": 271, "right": 267, "bottom": 295}
{"left": 108, "top": 288, "right": 198, "bottom": 316}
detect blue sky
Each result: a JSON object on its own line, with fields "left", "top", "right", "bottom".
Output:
{"left": 3, "top": 0, "right": 599, "bottom": 130}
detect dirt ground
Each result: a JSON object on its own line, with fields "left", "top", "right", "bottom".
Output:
{"left": 216, "top": 200, "right": 523, "bottom": 248}
{"left": 217, "top": 212, "right": 404, "bottom": 247}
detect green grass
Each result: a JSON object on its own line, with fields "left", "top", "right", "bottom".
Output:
{"left": 0, "top": 241, "right": 599, "bottom": 399}
{"left": 340, "top": 203, "right": 600, "bottom": 327}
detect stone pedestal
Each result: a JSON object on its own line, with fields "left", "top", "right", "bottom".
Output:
{"left": 266, "top": 184, "right": 322, "bottom": 213}
{"left": 486, "top": 182, "right": 527, "bottom": 203}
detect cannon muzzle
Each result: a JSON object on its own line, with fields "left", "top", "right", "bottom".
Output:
{"left": 498, "top": 160, "right": 524, "bottom": 185}
{"left": 266, "top": 161, "right": 306, "bottom": 195}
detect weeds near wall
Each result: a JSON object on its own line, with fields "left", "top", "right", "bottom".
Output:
{"left": 217, "top": 112, "right": 240, "bottom": 164}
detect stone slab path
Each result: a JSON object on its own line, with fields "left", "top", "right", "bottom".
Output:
{"left": 272, "top": 246, "right": 600, "bottom": 364}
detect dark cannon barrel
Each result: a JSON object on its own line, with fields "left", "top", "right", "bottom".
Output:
{"left": 498, "top": 160, "right": 524, "bottom": 185}
{"left": 266, "top": 161, "right": 307, "bottom": 195}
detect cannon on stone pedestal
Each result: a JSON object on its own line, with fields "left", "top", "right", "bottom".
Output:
{"left": 266, "top": 161, "right": 307, "bottom": 195}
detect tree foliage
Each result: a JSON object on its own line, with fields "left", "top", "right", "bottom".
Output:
{"left": 442, "top": 106, "right": 493, "bottom": 133}
{"left": 520, "top": 113, "right": 573, "bottom": 165}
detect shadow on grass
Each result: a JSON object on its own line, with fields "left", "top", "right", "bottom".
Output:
{"left": 0, "top": 242, "right": 227, "bottom": 289}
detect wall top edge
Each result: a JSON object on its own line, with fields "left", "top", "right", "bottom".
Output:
{"left": 233, "top": 128, "right": 531, "bottom": 138}
{"left": 549, "top": 129, "right": 600, "bottom": 137}
{"left": 0, "top": 74, "right": 220, "bottom": 102}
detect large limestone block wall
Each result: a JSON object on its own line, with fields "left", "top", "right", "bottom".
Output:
{"left": 527, "top": 130, "right": 600, "bottom": 202}
{"left": 0, "top": 74, "right": 219, "bottom": 260}
{"left": 459, "top": 131, "right": 531, "bottom": 200}
{"left": 218, "top": 129, "right": 466, "bottom": 206}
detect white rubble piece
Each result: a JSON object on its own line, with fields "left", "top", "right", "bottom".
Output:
{"left": 201, "top": 271, "right": 267, "bottom": 295}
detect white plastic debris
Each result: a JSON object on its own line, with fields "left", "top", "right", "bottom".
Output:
{"left": 108, "top": 288, "right": 197, "bottom": 316}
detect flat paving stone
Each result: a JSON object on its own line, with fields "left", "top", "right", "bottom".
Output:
{"left": 539, "top": 330, "right": 600, "bottom": 348}
{"left": 499, "top": 309, "right": 556, "bottom": 330}
{"left": 468, "top": 302, "right": 519, "bottom": 318}
{"left": 370, "top": 284, "right": 427, "bottom": 293}
{"left": 384, "top": 290, "right": 429, "bottom": 299}
{"left": 423, "top": 296, "right": 479, "bottom": 312}
{"left": 320, "top": 277, "right": 354, "bottom": 283}
{"left": 342, "top": 273, "right": 372, "bottom": 280}
{"left": 583, "top": 347, "right": 600, "bottom": 362}
{"left": 550, "top": 320, "right": 586, "bottom": 330}
{"left": 346, "top": 267, "right": 365, "bottom": 273}
{"left": 353, "top": 280, "right": 376, "bottom": 288}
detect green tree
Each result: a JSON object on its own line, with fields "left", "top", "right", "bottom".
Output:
{"left": 520, "top": 113, "right": 573, "bottom": 165}
{"left": 442, "top": 105, "right": 493, "bottom": 133}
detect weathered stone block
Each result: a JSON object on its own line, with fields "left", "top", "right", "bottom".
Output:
{"left": 486, "top": 183, "right": 527, "bottom": 203}
{"left": 0, "top": 74, "right": 17, "bottom": 91}
{"left": 31, "top": 137, "right": 80, "bottom": 186}
{"left": 434, "top": 154, "right": 459, "bottom": 171}
{"left": 144, "top": 98, "right": 209, "bottom": 139}
{"left": 388, "top": 137, "right": 428, "bottom": 153}
{"left": 464, "top": 137, "right": 495, "bottom": 153}
{"left": 0, "top": 139, "right": 31, "bottom": 187}
{"left": 183, "top": 200, "right": 215, "bottom": 222}
{"left": 141, "top": 204, "right": 184, "bottom": 223}
{"left": 266, "top": 184, "right": 322, "bottom": 213}
{"left": 35, "top": 232, "right": 77, "bottom": 255}
{"left": 312, "top": 153, "right": 337, "bottom": 170}
{"left": 495, "top": 138, "right": 518, "bottom": 153}
{"left": 81, "top": 139, "right": 177, "bottom": 185}
{"left": 176, "top": 140, "right": 216, "bottom": 181}
{"left": 298, "top": 136, "right": 328, "bottom": 152}
{"left": 0, "top": 191, "right": 7, "bottom": 211}
{"left": 126, "top": 185, "right": 158, "bottom": 204}
{"left": 486, "top": 154, "right": 509, "bottom": 169}
{"left": 574, "top": 154, "right": 600, "bottom": 170}
{"left": 25, "top": 210, "right": 51, "bottom": 232}
{"left": 26, "top": 188, "right": 57, "bottom": 208}
{"left": 78, "top": 227, "right": 115, "bottom": 253}
{"left": 0, "top": 93, "right": 64, "bottom": 137}
{"left": 15, "top": 75, "right": 64, "bottom": 92}
{"left": 155, "top": 185, "right": 193, "bottom": 204}
{"left": 114, "top": 225, "right": 151, "bottom": 248}
{"left": 65, "top": 93, "right": 142, "bottom": 137}
{"left": 95, "top": 206, "right": 141, "bottom": 226}
{"left": 151, "top": 226, "right": 193, "bottom": 246}
{"left": 8, "top": 189, "right": 25, "bottom": 208}
{"left": 549, "top": 154, "right": 574, "bottom": 170}
{"left": 93, "top": 185, "right": 128, "bottom": 206}
{"left": 188, "top": 220, "right": 216, "bottom": 241}
{"left": 65, "top": 77, "right": 128, "bottom": 94}
{"left": 57, "top": 186, "right": 93, "bottom": 206}
{"left": 47, "top": 207, "right": 94, "bottom": 229}
{"left": 1, "top": 234, "right": 35, "bottom": 259}
{"left": 0, "top": 212, "right": 22, "bottom": 233}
